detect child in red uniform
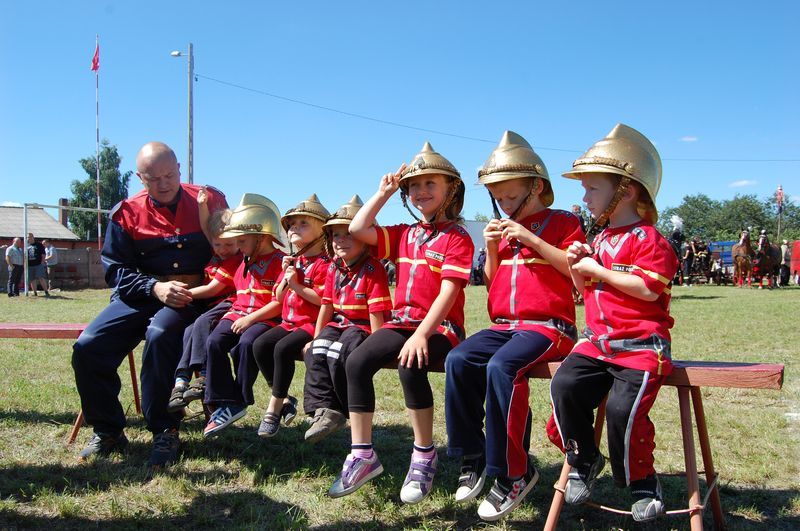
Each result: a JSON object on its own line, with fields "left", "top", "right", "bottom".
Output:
{"left": 328, "top": 142, "right": 474, "bottom": 504}
{"left": 251, "top": 194, "right": 331, "bottom": 438}
{"left": 302, "top": 195, "right": 393, "bottom": 443}
{"left": 444, "top": 131, "right": 584, "bottom": 521}
{"left": 202, "top": 194, "right": 285, "bottom": 437}
{"left": 167, "top": 201, "right": 242, "bottom": 413}
{"left": 549, "top": 124, "right": 678, "bottom": 523}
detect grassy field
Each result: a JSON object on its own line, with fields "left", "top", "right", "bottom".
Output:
{"left": 0, "top": 285, "right": 798, "bottom": 530}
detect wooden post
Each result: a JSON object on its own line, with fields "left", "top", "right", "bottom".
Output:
{"left": 678, "top": 387, "right": 704, "bottom": 531}
{"left": 691, "top": 386, "right": 726, "bottom": 530}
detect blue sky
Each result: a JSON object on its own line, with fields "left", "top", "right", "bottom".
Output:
{"left": 2, "top": 1, "right": 798, "bottom": 226}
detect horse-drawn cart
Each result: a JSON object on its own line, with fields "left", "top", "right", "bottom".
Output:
{"left": 708, "top": 241, "right": 735, "bottom": 285}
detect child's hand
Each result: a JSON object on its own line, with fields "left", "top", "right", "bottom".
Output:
{"left": 571, "top": 255, "right": 601, "bottom": 277}
{"left": 499, "top": 219, "right": 535, "bottom": 245}
{"left": 398, "top": 332, "right": 428, "bottom": 369}
{"left": 283, "top": 265, "right": 297, "bottom": 288}
{"left": 483, "top": 219, "right": 503, "bottom": 243}
{"left": 197, "top": 186, "right": 208, "bottom": 205}
{"left": 566, "top": 241, "right": 592, "bottom": 266}
{"left": 378, "top": 163, "right": 406, "bottom": 197}
{"left": 302, "top": 341, "right": 312, "bottom": 354}
{"left": 281, "top": 256, "right": 294, "bottom": 271}
{"left": 231, "top": 315, "right": 254, "bottom": 334}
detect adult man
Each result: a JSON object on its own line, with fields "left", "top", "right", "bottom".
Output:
{"left": 27, "top": 233, "right": 49, "bottom": 296}
{"left": 72, "top": 142, "right": 226, "bottom": 466}
{"left": 43, "top": 240, "right": 58, "bottom": 291}
{"left": 5, "top": 237, "right": 24, "bottom": 297}
{"left": 780, "top": 239, "right": 791, "bottom": 286}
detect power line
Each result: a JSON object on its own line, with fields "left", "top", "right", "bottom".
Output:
{"left": 196, "top": 73, "right": 800, "bottom": 163}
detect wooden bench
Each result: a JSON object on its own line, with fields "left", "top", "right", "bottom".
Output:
{"left": 0, "top": 323, "right": 141, "bottom": 445}
{"left": 0, "top": 322, "right": 784, "bottom": 529}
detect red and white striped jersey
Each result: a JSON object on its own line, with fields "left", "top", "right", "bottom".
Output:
{"left": 223, "top": 249, "right": 285, "bottom": 324}
{"left": 321, "top": 255, "right": 393, "bottom": 333}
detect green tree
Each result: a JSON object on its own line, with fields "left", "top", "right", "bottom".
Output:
{"left": 658, "top": 194, "right": 722, "bottom": 239}
{"left": 474, "top": 212, "right": 490, "bottom": 222}
{"left": 69, "top": 140, "right": 132, "bottom": 240}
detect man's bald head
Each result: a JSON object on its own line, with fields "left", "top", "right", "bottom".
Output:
{"left": 136, "top": 142, "right": 177, "bottom": 173}
{"left": 136, "top": 142, "right": 182, "bottom": 204}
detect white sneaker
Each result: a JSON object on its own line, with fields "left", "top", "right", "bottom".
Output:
{"left": 399, "top": 452, "right": 438, "bottom": 504}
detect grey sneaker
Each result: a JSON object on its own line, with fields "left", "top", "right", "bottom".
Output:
{"left": 454, "top": 454, "right": 486, "bottom": 502}
{"left": 630, "top": 474, "right": 666, "bottom": 522}
{"left": 78, "top": 431, "right": 128, "bottom": 461}
{"left": 304, "top": 408, "right": 347, "bottom": 443}
{"left": 565, "top": 452, "right": 605, "bottom": 505}
{"left": 258, "top": 411, "right": 281, "bottom": 438}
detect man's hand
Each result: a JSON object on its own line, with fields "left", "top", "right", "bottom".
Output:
{"left": 152, "top": 281, "right": 193, "bottom": 308}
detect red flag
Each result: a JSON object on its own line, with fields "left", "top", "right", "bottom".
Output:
{"left": 90, "top": 43, "right": 100, "bottom": 71}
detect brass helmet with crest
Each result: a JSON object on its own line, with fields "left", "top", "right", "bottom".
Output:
{"left": 324, "top": 194, "right": 363, "bottom": 228}
{"left": 563, "top": 123, "right": 661, "bottom": 223}
{"left": 398, "top": 141, "right": 465, "bottom": 222}
{"left": 280, "top": 193, "right": 331, "bottom": 231}
{"left": 478, "top": 131, "right": 553, "bottom": 208}
{"left": 219, "top": 193, "right": 283, "bottom": 243}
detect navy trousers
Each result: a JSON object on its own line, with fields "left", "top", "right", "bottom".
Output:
{"left": 72, "top": 294, "right": 203, "bottom": 435}
{"left": 204, "top": 318, "right": 270, "bottom": 407}
{"left": 445, "top": 328, "right": 558, "bottom": 478}
{"left": 175, "top": 300, "right": 232, "bottom": 379}
{"left": 303, "top": 325, "right": 368, "bottom": 416}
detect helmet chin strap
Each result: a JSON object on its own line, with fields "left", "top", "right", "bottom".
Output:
{"left": 487, "top": 179, "right": 535, "bottom": 222}
{"left": 585, "top": 177, "right": 631, "bottom": 241}
{"left": 289, "top": 234, "right": 325, "bottom": 259}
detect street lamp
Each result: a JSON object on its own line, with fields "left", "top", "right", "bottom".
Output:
{"left": 170, "top": 43, "right": 194, "bottom": 184}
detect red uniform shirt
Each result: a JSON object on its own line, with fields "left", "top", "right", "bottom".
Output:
{"left": 375, "top": 222, "right": 474, "bottom": 346}
{"left": 204, "top": 253, "right": 242, "bottom": 305}
{"left": 321, "top": 255, "right": 393, "bottom": 333}
{"left": 575, "top": 221, "right": 678, "bottom": 375}
{"left": 280, "top": 254, "right": 330, "bottom": 335}
{"left": 223, "top": 249, "right": 285, "bottom": 323}
{"left": 488, "top": 209, "right": 584, "bottom": 346}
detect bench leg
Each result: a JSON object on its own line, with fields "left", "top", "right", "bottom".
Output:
{"left": 691, "top": 386, "right": 726, "bottom": 530}
{"left": 67, "top": 410, "right": 84, "bottom": 445}
{"left": 127, "top": 351, "right": 142, "bottom": 414}
{"left": 678, "top": 387, "right": 704, "bottom": 531}
{"left": 544, "top": 399, "right": 607, "bottom": 530}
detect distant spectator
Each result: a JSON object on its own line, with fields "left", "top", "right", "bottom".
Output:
{"left": 5, "top": 237, "right": 24, "bottom": 297}
{"left": 43, "top": 240, "right": 59, "bottom": 291}
{"left": 571, "top": 204, "right": 587, "bottom": 233}
{"left": 26, "top": 232, "right": 49, "bottom": 297}
{"left": 473, "top": 248, "right": 486, "bottom": 285}
{"left": 780, "top": 239, "right": 791, "bottom": 287}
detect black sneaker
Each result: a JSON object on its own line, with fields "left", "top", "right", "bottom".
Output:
{"left": 167, "top": 383, "right": 189, "bottom": 413}
{"left": 280, "top": 395, "right": 298, "bottom": 426}
{"left": 454, "top": 454, "right": 487, "bottom": 502}
{"left": 565, "top": 452, "right": 605, "bottom": 505}
{"left": 78, "top": 432, "right": 128, "bottom": 460}
{"left": 477, "top": 460, "right": 539, "bottom": 521}
{"left": 630, "top": 474, "right": 666, "bottom": 522}
{"left": 148, "top": 428, "right": 180, "bottom": 467}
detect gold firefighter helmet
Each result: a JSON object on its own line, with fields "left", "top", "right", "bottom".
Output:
{"left": 563, "top": 123, "right": 661, "bottom": 222}
{"left": 324, "top": 195, "right": 363, "bottom": 228}
{"left": 399, "top": 141, "right": 461, "bottom": 184}
{"left": 219, "top": 193, "right": 283, "bottom": 242}
{"left": 281, "top": 193, "right": 331, "bottom": 231}
{"left": 478, "top": 130, "right": 553, "bottom": 208}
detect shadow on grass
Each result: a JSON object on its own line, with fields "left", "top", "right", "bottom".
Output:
{"left": 671, "top": 294, "right": 723, "bottom": 301}
{"left": 0, "top": 490, "right": 305, "bottom": 530}
{"left": 0, "top": 408, "right": 78, "bottom": 425}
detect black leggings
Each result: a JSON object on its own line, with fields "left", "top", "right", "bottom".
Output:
{"left": 252, "top": 326, "right": 311, "bottom": 399}
{"left": 346, "top": 327, "right": 452, "bottom": 413}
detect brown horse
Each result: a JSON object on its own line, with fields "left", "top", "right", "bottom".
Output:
{"left": 754, "top": 231, "right": 781, "bottom": 288}
{"left": 731, "top": 230, "right": 753, "bottom": 288}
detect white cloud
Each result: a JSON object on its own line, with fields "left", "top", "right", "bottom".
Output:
{"left": 729, "top": 180, "right": 757, "bottom": 188}
{"left": 1, "top": 201, "right": 22, "bottom": 207}
{"left": 679, "top": 136, "right": 698, "bottom": 142}
{"left": 791, "top": 195, "right": 800, "bottom": 203}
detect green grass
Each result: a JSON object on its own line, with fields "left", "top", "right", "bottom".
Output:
{"left": 1, "top": 285, "right": 799, "bottom": 529}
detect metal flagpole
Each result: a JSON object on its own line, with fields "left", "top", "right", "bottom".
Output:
{"left": 95, "top": 35, "right": 101, "bottom": 250}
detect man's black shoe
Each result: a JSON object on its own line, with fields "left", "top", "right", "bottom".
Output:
{"left": 148, "top": 428, "right": 180, "bottom": 467}
{"left": 78, "top": 432, "right": 129, "bottom": 460}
